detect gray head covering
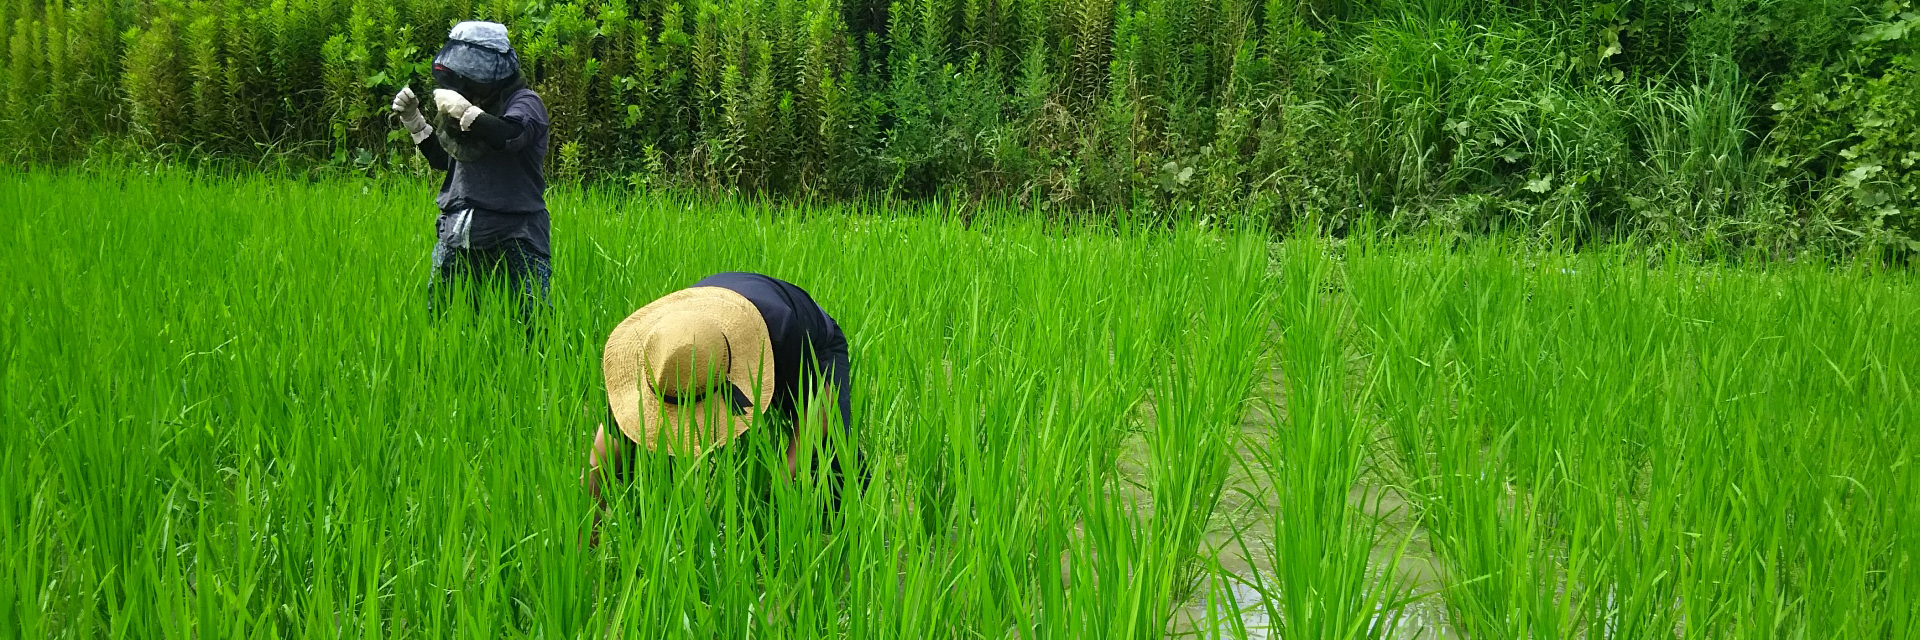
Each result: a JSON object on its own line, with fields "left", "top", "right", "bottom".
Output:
{"left": 448, "top": 21, "right": 513, "bottom": 53}
{"left": 434, "top": 21, "right": 520, "bottom": 91}
{"left": 431, "top": 21, "right": 524, "bottom": 160}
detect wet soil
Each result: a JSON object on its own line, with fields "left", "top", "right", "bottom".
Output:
{"left": 1114, "top": 362, "right": 1458, "bottom": 639}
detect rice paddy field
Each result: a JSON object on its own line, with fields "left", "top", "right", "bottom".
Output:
{"left": 2, "top": 169, "right": 1916, "bottom": 639}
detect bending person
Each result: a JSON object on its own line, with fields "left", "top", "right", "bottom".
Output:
{"left": 588, "top": 273, "right": 857, "bottom": 523}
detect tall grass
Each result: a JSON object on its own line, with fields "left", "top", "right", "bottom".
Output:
{"left": 2, "top": 170, "right": 1914, "bottom": 637}
{"left": 0, "top": 1, "right": 1912, "bottom": 254}
{"left": 1230, "top": 231, "right": 1421, "bottom": 639}
{"left": 1347, "top": 236, "right": 1920, "bottom": 638}
{"left": 0, "top": 168, "right": 1271, "bottom": 637}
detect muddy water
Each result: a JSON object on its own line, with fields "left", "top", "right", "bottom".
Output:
{"left": 1163, "top": 468, "right": 1454, "bottom": 639}
{"left": 1116, "top": 370, "right": 1458, "bottom": 639}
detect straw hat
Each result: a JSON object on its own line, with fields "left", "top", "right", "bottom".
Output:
{"left": 603, "top": 287, "right": 777, "bottom": 455}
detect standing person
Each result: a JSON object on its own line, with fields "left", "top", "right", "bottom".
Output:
{"left": 389, "top": 21, "right": 552, "bottom": 323}
{"left": 586, "top": 273, "right": 858, "bottom": 528}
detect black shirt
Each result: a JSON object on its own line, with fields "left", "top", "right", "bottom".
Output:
{"left": 418, "top": 87, "right": 551, "bottom": 258}
{"left": 693, "top": 272, "right": 852, "bottom": 433}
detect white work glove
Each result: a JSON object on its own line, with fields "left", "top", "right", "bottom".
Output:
{"left": 390, "top": 87, "right": 434, "bottom": 144}
{"left": 433, "top": 89, "right": 484, "bottom": 132}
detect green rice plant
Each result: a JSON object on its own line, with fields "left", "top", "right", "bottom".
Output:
{"left": 1224, "top": 230, "right": 1422, "bottom": 639}
{"left": 0, "top": 168, "right": 1280, "bottom": 638}
{"left": 1346, "top": 234, "right": 1919, "bottom": 638}
{"left": 6, "top": 164, "right": 1920, "bottom": 639}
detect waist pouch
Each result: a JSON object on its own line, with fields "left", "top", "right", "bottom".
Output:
{"left": 438, "top": 208, "right": 476, "bottom": 249}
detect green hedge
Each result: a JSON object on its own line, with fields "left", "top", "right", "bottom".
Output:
{"left": 2, "top": 0, "right": 1916, "bottom": 255}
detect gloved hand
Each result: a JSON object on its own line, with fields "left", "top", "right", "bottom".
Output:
{"left": 433, "top": 89, "right": 484, "bottom": 132}
{"left": 390, "top": 87, "right": 434, "bottom": 144}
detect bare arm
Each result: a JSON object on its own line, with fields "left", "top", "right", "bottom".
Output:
{"left": 588, "top": 424, "right": 625, "bottom": 506}
{"left": 585, "top": 423, "right": 625, "bottom": 547}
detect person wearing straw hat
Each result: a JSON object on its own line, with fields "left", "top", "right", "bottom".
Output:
{"left": 586, "top": 272, "right": 855, "bottom": 511}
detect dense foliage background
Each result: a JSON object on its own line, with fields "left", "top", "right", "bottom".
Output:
{"left": 3, "top": 0, "right": 1918, "bottom": 254}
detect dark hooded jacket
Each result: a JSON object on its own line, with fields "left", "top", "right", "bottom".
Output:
{"left": 417, "top": 24, "right": 551, "bottom": 257}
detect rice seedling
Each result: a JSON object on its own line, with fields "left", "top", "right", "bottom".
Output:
{"left": 0, "top": 168, "right": 1270, "bottom": 638}
{"left": 2, "top": 169, "right": 1913, "bottom": 639}
{"left": 1346, "top": 236, "right": 1919, "bottom": 639}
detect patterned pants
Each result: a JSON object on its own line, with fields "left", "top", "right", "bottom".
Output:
{"left": 429, "top": 235, "right": 551, "bottom": 327}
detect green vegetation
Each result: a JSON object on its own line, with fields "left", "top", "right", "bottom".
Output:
{"left": 1346, "top": 239, "right": 1918, "bottom": 638}
{"left": 4, "top": 1, "right": 1920, "bottom": 254}
{"left": 2, "top": 170, "right": 1914, "bottom": 637}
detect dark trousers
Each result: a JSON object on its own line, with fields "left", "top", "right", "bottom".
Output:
{"left": 430, "top": 237, "right": 551, "bottom": 328}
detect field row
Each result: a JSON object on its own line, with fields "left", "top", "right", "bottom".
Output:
{"left": 1, "top": 172, "right": 1914, "bottom": 638}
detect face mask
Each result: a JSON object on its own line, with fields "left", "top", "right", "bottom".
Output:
{"left": 432, "top": 39, "right": 521, "bottom": 103}
{"left": 432, "top": 63, "right": 488, "bottom": 102}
